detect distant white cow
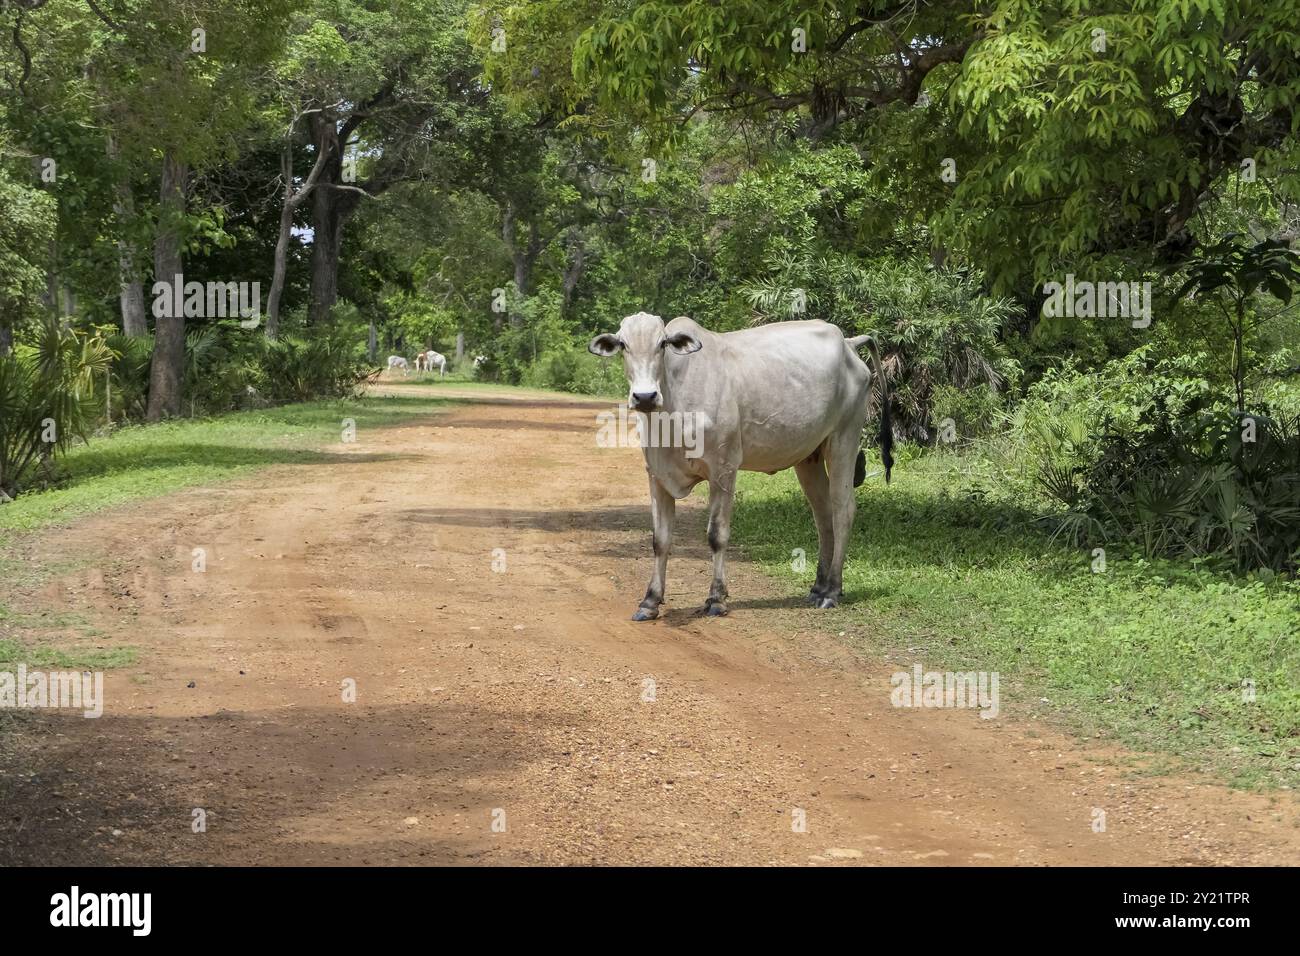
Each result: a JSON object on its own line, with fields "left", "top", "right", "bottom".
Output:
{"left": 387, "top": 355, "right": 409, "bottom": 375}
{"left": 420, "top": 350, "right": 447, "bottom": 378}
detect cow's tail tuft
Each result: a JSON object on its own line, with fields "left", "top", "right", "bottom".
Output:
{"left": 848, "top": 334, "right": 893, "bottom": 484}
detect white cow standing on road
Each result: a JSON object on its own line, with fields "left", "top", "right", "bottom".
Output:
{"left": 589, "top": 312, "right": 892, "bottom": 620}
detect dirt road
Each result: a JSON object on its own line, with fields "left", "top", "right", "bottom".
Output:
{"left": 2, "top": 386, "right": 1297, "bottom": 865}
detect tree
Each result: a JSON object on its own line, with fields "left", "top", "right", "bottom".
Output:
{"left": 481, "top": 0, "right": 1300, "bottom": 293}
{"left": 1172, "top": 235, "right": 1300, "bottom": 411}
{"left": 271, "top": 0, "right": 490, "bottom": 325}
{"left": 0, "top": 151, "right": 57, "bottom": 354}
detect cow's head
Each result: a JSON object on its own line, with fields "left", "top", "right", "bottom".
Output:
{"left": 589, "top": 311, "right": 702, "bottom": 412}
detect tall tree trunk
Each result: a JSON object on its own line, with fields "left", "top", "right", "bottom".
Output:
{"left": 146, "top": 151, "right": 189, "bottom": 422}
{"left": 308, "top": 113, "right": 345, "bottom": 326}
{"left": 268, "top": 125, "right": 333, "bottom": 339}
{"left": 501, "top": 202, "right": 521, "bottom": 329}
{"left": 45, "top": 240, "right": 58, "bottom": 318}
{"left": 511, "top": 251, "right": 529, "bottom": 326}
{"left": 117, "top": 254, "right": 147, "bottom": 336}
{"left": 0, "top": 323, "right": 12, "bottom": 356}
{"left": 266, "top": 183, "right": 295, "bottom": 339}
{"left": 107, "top": 132, "right": 147, "bottom": 336}
{"left": 501, "top": 200, "right": 541, "bottom": 329}
{"left": 367, "top": 317, "right": 377, "bottom": 362}
{"left": 60, "top": 285, "right": 76, "bottom": 328}
{"left": 455, "top": 331, "right": 464, "bottom": 364}
{"left": 561, "top": 232, "right": 585, "bottom": 312}
{"left": 310, "top": 188, "right": 345, "bottom": 324}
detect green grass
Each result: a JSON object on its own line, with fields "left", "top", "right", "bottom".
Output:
{"left": 731, "top": 454, "right": 1300, "bottom": 788}
{"left": 0, "top": 393, "right": 456, "bottom": 534}
{"left": 0, "top": 638, "right": 137, "bottom": 670}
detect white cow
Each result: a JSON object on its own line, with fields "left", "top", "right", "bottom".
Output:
{"left": 589, "top": 312, "right": 892, "bottom": 620}
{"left": 387, "top": 355, "right": 409, "bottom": 375}
{"left": 420, "top": 350, "right": 447, "bottom": 377}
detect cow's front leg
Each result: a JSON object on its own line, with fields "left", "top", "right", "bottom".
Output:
{"left": 703, "top": 473, "right": 737, "bottom": 616}
{"left": 634, "top": 476, "right": 676, "bottom": 621}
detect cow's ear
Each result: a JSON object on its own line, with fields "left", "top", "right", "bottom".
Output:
{"left": 588, "top": 333, "right": 623, "bottom": 357}
{"left": 665, "top": 331, "right": 702, "bottom": 355}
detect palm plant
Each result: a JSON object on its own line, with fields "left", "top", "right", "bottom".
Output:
{"left": 0, "top": 318, "right": 112, "bottom": 498}
{"left": 856, "top": 262, "right": 1020, "bottom": 441}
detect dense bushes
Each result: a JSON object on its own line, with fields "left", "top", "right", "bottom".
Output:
{"left": 104, "top": 318, "right": 377, "bottom": 420}
{"left": 522, "top": 345, "right": 623, "bottom": 395}
{"left": 981, "top": 349, "right": 1300, "bottom": 572}
{"left": 0, "top": 312, "right": 377, "bottom": 500}
{"left": 856, "top": 263, "right": 1021, "bottom": 442}
{"left": 0, "top": 319, "right": 111, "bottom": 498}
{"left": 1047, "top": 402, "right": 1300, "bottom": 573}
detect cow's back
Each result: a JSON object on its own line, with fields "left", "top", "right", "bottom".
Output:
{"left": 663, "top": 318, "right": 869, "bottom": 475}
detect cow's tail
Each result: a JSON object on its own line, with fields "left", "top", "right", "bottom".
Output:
{"left": 847, "top": 334, "right": 894, "bottom": 484}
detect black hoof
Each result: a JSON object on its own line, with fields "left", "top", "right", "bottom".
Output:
{"left": 816, "top": 596, "right": 839, "bottom": 610}
{"left": 805, "top": 591, "right": 823, "bottom": 606}
{"left": 704, "top": 601, "right": 728, "bottom": 617}
{"left": 632, "top": 607, "right": 659, "bottom": 622}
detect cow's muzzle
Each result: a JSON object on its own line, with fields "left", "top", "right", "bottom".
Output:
{"left": 630, "top": 390, "right": 659, "bottom": 412}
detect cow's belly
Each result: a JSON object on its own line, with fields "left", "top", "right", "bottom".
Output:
{"left": 734, "top": 412, "right": 836, "bottom": 473}
{"left": 731, "top": 368, "right": 867, "bottom": 473}
{"left": 738, "top": 436, "right": 825, "bottom": 474}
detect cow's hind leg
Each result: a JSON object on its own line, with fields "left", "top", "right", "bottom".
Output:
{"left": 703, "top": 472, "right": 737, "bottom": 616}
{"left": 794, "top": 451, "right": 833, "bottom": 604}
{"left": 819, "top": 429, "right": 861, "bottom": 609}
{"left": 635, "top": 476, "right": 676, "bottom": 621}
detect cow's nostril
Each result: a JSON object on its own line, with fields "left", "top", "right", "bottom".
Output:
{"left": 631, "top": 391, "right": 658, "bottom": 408}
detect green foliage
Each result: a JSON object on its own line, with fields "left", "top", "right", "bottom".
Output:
{"left": 990, "top": 347, "right": 1216, "bottom": 502}
{"left": 0, "top": 318, "right": 111, "bottom": 498}
{"left": 856, "top": 262, "right": 1021, "bottom": 441}
{"left": 0, "top": 158, "right": 57, "bottom": 337}
{"left": 522, "top": 344, "right": 623, "bottom": 395}
{"left": 103, "top": 330, "right": 154, "bottom": 422}
{"left": 1169, "top": 235, "right": 1300, "bottom": 409}
{"left": 995, "top": 349, "right": 1300, "bottom": 571}
{"left": 256, "top": 328, "right": 377, "bottom": 404}
{"left": 1049, "top": 403, "right": 1300, "bottom": 573}
{"left": 100, "top": 310, "right": 377, "bottom": 422}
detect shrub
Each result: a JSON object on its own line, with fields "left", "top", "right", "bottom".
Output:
{"left": 855, "top": 262, "right": 1021, "bottom": 442}
{"left": 102, "top": 331, "right": 153, "bottom": 423}
{"left": 256, "top": 327, "right": 375, "bottom": 404}
{"left": 1003, "top": 347, "right": 1219, "bottom": 502}
{"left": 0, "top": 318, "right": 111, "bottom": 498}
{"left": 524, "top": 345, "right": 623, "bottom": 396}
{"left": 1038, "top": 389, "right": 1300, "bottom": 572}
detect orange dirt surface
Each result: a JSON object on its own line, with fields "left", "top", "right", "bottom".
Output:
{"left": 2, "top": 386, "right": 1297, "bottom": 865}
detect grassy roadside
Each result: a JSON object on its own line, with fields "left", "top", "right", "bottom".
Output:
{"left": 0, "top": 392, "right": 456, "bottom": 534}
{"left": 0, "top": 389, "right": 459, "bottom": 671}
{"left": 731, "top": 455, "right": 1300, "bottom": 789}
